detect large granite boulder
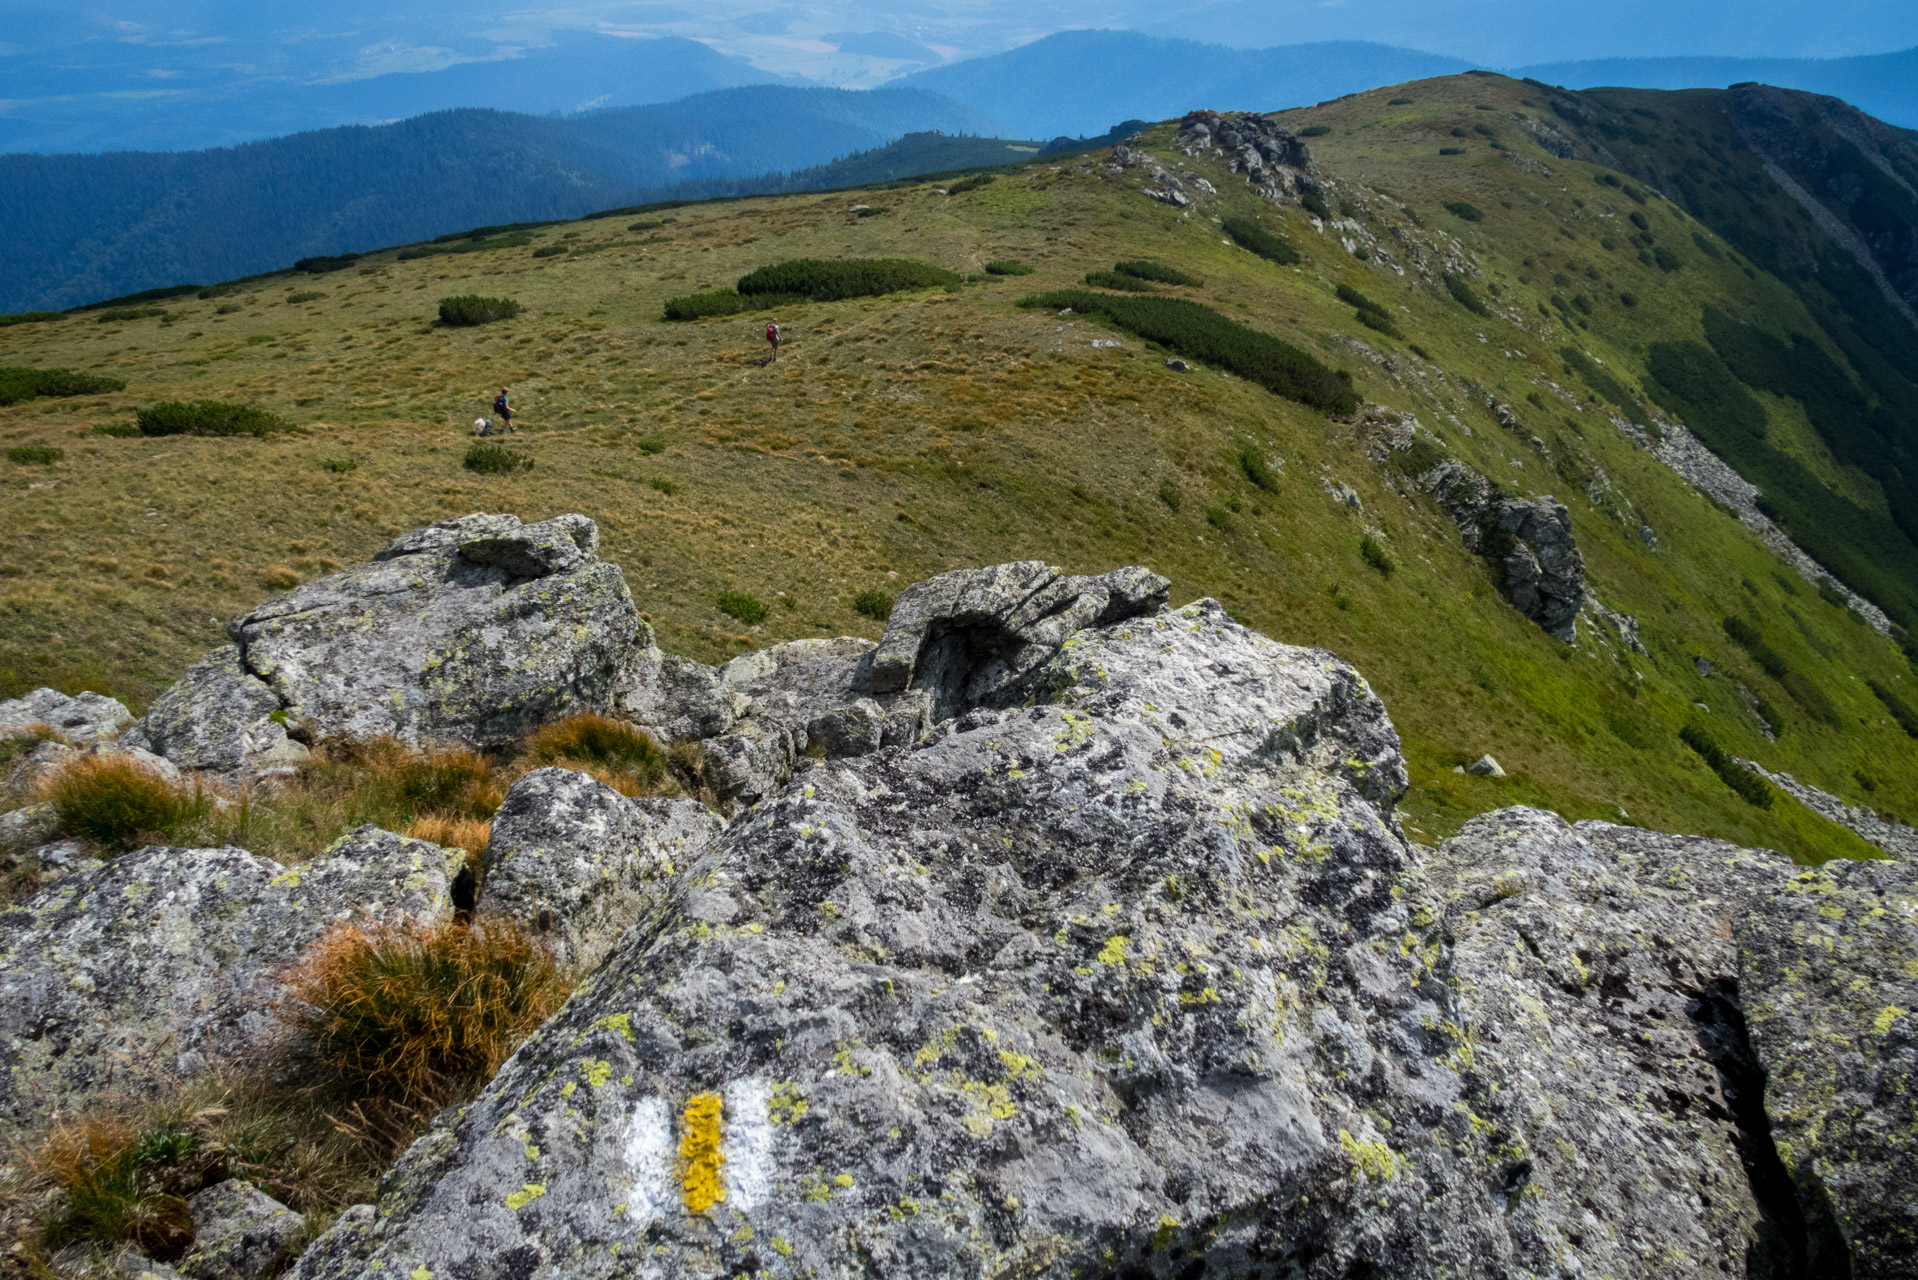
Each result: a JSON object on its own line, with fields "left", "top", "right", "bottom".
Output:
{"left": 477, "top": 768, "right": 726, "bottom": 968}
{"left": 287, "top": 580, "right": 1909, "bottom": 1280}
{"left": 125, "top": 515, "right": 653, "bottom": 775}
{"left": 0, "top": 826, "right": 460, "bottom": 1135}
{"left": 1421, "top": 460, "right": 1588, "bottom": 641}
{"left": 0, "top": 688, "right": 132, "bottom": 745}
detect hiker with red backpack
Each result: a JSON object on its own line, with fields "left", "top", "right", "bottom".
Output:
{"left": 765, "top": 321, "right": 781, "bottom": 362}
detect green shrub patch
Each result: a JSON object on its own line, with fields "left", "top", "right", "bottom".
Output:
{"left": 1868, "top": 679, "right": 1918, "bottom": 739}
{"left": 1222, "top": 218, "right": 1302, "bottom": 266}
{"left": 438, "top": 296, "right": 521, "bottom": 327}
{"left": 853, "top": 589, "right": 895, "bottom": 621}
{"left": 1679, "top": 724, "right": 1774, "bottom": 807}
{"left": 984, "top": 261, "right": 1033, "bottom": 276}
{"left": 0, "top": 367, "right": 125, "bottom": 406}
{"left": 0, "top": 311, "right": 62, "bottom": 328}
{"left": 1337, "top": 284, "right": 1402, "bottom": 337}
{"left": 1019, "top": 290, "right": 1358, "bottom": 416}
{"left": 1237, "top": 442, "right": 1281, "bottom": 492}
{"left": 1084, "top": 270, "right": 1157, "bottom": 292}
{"left": 1722, "top": 617, "right": 1842, "bottom": 725}
{"left": 136, "top": 400, "right": 288, "bottom": 438}
{"left": 1444, "top": 201, "right": 1486, "bottom": 222}
{"left": 1115, "top": 260, "right": 1202, "bottom": 287}
{"left": 717, "top": 591, "right": 767, "bottom": 625}
{"left": 1442, "top": 273, "right": 1492, "bottom": 316}
{"left": 736, "top": 258, "right": 962, "bottom": 301}
{"left": 94, "top": 308, "right": 167, "bottom": 324}
{"left": 1560, "top": 347, "right": 1649, "bottom": 423}
{"left": 464, "top": 442, "right": 532, "bottom": 474}
{"left": 1360, "top": 535, "right": 1396, "bottom": 577}
{"left": 7, "top": 445, "right": 63, "bottom": 465}
{"left": 944, "top": 174, "right": 998, "bottom": 195}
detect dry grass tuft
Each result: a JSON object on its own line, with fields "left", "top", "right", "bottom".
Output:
{"left": 40, "top": 754, "right": 207, "bottom": 852}
{"left": 400, "top": 815, "right": 490, "bottom": 857}
{"left": 517, "top": 713, "right": 676, "bottom": 797}
{"left": 277, "top": 917, "right": 570, "bottom": 1128}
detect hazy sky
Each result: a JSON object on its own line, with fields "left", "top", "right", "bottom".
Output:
{"left": 5, "top": 0, "right": 1915, "bottom": 88}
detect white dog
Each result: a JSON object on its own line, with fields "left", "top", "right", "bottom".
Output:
{"left": 472, "top": 417, "right": 496, "bottom": 436}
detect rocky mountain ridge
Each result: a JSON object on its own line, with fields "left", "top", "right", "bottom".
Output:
{"left": 1, "top": 516, "right": 1912, "bottom": 1277}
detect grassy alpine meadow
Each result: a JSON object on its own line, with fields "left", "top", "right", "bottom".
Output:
{"left": 1, "top": 72, "right": 1914, "bottom": 863}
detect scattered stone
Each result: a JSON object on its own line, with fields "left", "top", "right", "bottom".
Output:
{"left": 1164, "top": 358, "right": 1191, "bottom": 372}
{"left": 0, "top": 802, "right": 59, "bottom": 858}
{"left": 3, "top": 738, "right": 76, "bottom": 797}
{"left": 120, "top": 647, "right": 307, "bottom": 779}
{"left": 180, "top": 1180, "right": 305, "bottom": 1280}
{"left": 0, "top": 688, "right": 131, "bottom": 745}
{"left": 477, "top": 768, "right": 724, "bottom": 967}
{"left": 1465, "top": 753, "right": 1505, "bottom": 777}
{"left": 1738, "top": 761, "right": 1918, "bottom": 859}
{"left": 0, "top": 826, "right": 460, "bottom": 1135}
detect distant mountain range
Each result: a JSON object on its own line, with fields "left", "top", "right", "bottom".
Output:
{"left": 0, "top": 87, "right": 1000, "bottom": 313}
{"left": 0, "top": 32, "right": 790, "bottom": 155}
{"left": 899, "top": 32, "right": 1473, "bottom": 140}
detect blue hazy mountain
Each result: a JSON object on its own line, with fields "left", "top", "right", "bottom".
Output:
{"left": 1514, "top": 48, "right": 1918, "bottom": 128}
{"left": 0, "top": 31, "right": 791, "bottom": 155}
{"left": 0, "top": 86, "right": 998, "bottom": 312}
{"left": 898, "top": 30, "right": 1472, "bottom": 139}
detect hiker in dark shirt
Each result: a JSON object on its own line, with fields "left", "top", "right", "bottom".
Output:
{"left": 493, "top": 388, "right": 515, "bottom": 431}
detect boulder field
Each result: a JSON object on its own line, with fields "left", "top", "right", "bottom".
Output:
{"left": 0, "top": 513, "right": 1911, "bottom": 1278}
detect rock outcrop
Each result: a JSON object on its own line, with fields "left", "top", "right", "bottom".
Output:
{"left": 1421, "top": 458, "right": 1587, "bottom": 640}
{"left": 124, "top": 514, "right": 650, "bottom": 776}
{"left": 0, "top": 826, "right": 460, "bottom": 1133}
{"left": 286, "top": 574, "right": 1909, "bottom": 1280}
{"left": 1175, "top": 110, "right": 1316, "bottom": 200}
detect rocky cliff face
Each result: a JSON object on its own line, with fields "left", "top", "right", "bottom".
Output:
{"left": 1, "top": 517, "right": 1909, "bottom": 1278}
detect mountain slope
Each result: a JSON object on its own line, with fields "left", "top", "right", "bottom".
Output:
{"left": 899, "top": 30, "right": 1471, "bottom": 139}
{"left": 0, "top": 88, "right": 1000, "bottom": 313}
{"left": 0, "top": 73, "right": 1914, "bottom": 869}
{"left": 1516, "top": 47, "right": 1918, "bottom": 130}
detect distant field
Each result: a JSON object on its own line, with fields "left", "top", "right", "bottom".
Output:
{"left": 2, "top": 73, "right": 1912, "bottom": 863}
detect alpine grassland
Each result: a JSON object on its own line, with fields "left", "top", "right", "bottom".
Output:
{"left": 3, "top": 73, "right": 1915, "bottom": 864}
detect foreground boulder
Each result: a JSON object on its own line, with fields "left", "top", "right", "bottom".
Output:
{"left": 123, "top": 514, "right": 650, "bottom": 774}
{"left": 0, "top": 826, "right": 459, "bottom": 1134}
{"left": 289, "top": 577, "right": 1909, "bottom": 1280}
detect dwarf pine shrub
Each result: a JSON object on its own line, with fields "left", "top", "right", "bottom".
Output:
{"left": 1337, "top": 283, "right": 1402, "bottom": 337}
{"left": 1222, "top": 218, "right": 1301, "bottom": 266}
{"left": 1444, "top": 201, "right": 1486, "bottom": 222}
{"left": 984, "top": 261, "right": 1033, "bottom": 276}
{"left": 854, "top": 589, "right": 895, "bottom": 621}
{"left": 1722, "top": 617, "right": 1841, "bottom": 725}
{"left": 1018, "top": 290, "right": 1358, "bottom": 416}
{"left": 1443, "top": 273, "right": 1492, "bottom": 317}
{"left": 717, "top": 591, "right": 768, "bottom": 625}
{"left": 136, "top": 400, "right": 287, "bottom": 437}
{"left": 464, "top": 442, "right": 533, "bottom": 474}
{"left": 437, "top": 295, "right": 522, "bottom": 326}
{"left": 1678, "top": 724, "right": 1773, "bottom": 807}
{"left": 735, "top": 258, "right": 961, "bottom": 301}
{"left": 1868, "top": 679, "right": 1918, "bottom": 739}
{"left": 7, "top": 445, "right": 62, "bottom": 464}
{"left": 0, "top": 366, "right": 125, "bottom": 406}
{"left": 1084, "top": 270, "right": 1157, "bottom": 292}
{"left": 1115, "top": 260, "right": 1202, "bottom": 287}
{"left": 1360, "top": 535, "right": 1396, "bottom": 577}
{"left": 1238, "top": 442, "right": 1280, "bottom": 492}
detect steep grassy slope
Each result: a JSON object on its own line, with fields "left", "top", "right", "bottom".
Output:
{"left": 2, "top": 73, "right": 1913, "bottom": 865}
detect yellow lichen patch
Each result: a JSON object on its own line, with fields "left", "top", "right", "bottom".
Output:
{"left": 595, "top": 1012, "right": 636, "bottom": 1042}
{"left": 1873, "top": 1005, "right": 1907, "bottom": 1035}
{"left": 1097, "top": 935, "right": 1131, "bottom": 966}
{"left": 677, "top": 1092, "right": 727, "bottom": 1214}
{"left": 1338, "top": 1129, "right": 1401, "bottom": 1181}
{"left": 583, "top": 1059, "right": 613, "bottom": 1087}
{"left": 505, "top": 1183, "right": 547, "bottom": 1210}
{"left": 768, "top": 1081, "right": 810, "bottom": 1125}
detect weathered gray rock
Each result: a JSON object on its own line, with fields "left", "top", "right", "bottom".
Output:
{"left": 1734, "top": 853, "right": 1918, "bottom": 1276}
{"left": 130, "top": 515, "right": 651, "bottom": 757}
{"left": 1465, "top": 753, "right": 1504, "bottom": 778}
{"left": 0, "top": 825, "right": 460, "bottom": 1134}
{"left": 0, "top": 802, "right": 59, "bottom": 858}
{"left": 859, "top": 560, "right": 1170, "bottom": 714}
{"left": 478, "top": 769, "right": 724, "bottom": 968}
{"left": 4, "top": 738, "right": 76, "bottom": 797}
{"left": 288, "top": 580, "right": 1911, "bottom": 1280}
{"left": 120, "top": 647, "right": 308, "bottom": 779}
{"left": 180, "top": 1180, "right": 304, "bottom": 1280}
{"left": 1420, "top": 460, "right": 1587, "bottom": 641}
{"left": 0, "top": 688, "right": 132, "bottom": 745}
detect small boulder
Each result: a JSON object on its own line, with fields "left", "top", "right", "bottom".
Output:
{"left": 477, "top": 769, "right": 723, "bottom": 968}
{"left": 1466, "top": 753, "right": 1505, "bottom": 778}
{"left": 4, "top": 738, "right": 77, "bottom": 797}
{"left": 1165, "top": 358, "right": 1191, "bottom": 372}
{"left": 0, "top": 688, "right": 132, "bottom": 745}
{"left": 120, "top": 647, "right": 307, "bottom": 780}
{"left": 179, "top": 1180, "right": 304, "bottom": 1280}
{"left": 0, "top": 826, "right": 459, "bottom": 1135}
{"left": 0, "top": 802, "right": 59, "bottom": 859}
